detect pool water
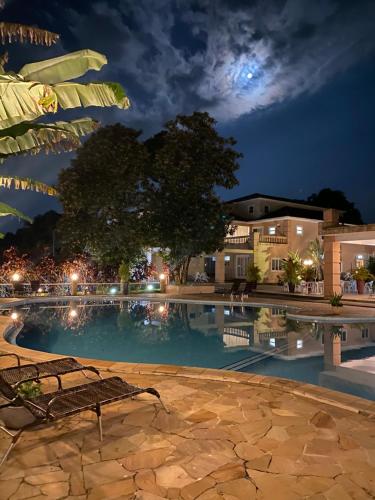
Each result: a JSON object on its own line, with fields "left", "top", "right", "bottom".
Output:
{"left": 13, "top": 300, "right": 375, "bottom": 400}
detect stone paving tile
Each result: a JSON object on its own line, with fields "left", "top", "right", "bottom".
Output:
{"left": 1, "top": 354, "right": 375, "bottom": 499}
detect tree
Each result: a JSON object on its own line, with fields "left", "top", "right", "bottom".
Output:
{"left": 145, "top": 112, "right": 241, "bottom": 284}
{"left": 58, "top": 124, "right": 148, "bottom": 269}
{"left": 307, "top": 188, "right": 363, "bottom": 225}
{"left": 307, "top": 238, "right": 324, "bottom": 280}
{"left": 0, "top": 1, "right": 130, "bottom": 233}
{"left": 0, "top": 210, "right": 60, "bottom": 259}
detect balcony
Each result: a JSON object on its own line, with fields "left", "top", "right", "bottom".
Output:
{"left": 224, "top": 236, "right": 253, "bottom": 249}
{"left": 259, "top": 234, "right": 288, "bottom": 244}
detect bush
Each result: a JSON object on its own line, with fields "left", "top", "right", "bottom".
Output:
{"left": 329, "top": 292, "right": 343, "bottom": 307}
{"left": 245, "top": 263, "right": 261, "bottom": 282}
{"left": 352, "top": 267, "right": 373, "bottom": 281}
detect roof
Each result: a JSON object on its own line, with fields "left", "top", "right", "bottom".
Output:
{"left": 260, "top": 206, "right": 323, "bottom": 221}
{"left": 226, "top": 192, "right": 325, "bottom": 210}
{"left": 229, "top": 206, "right": 324, "bottom": 223}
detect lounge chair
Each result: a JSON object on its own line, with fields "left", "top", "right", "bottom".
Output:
{"left": 0, "top": 370, "right": 168, "bottom": 465}
{"left": 240, "top": 282, "right": 255, "bottom": 301}
{"left": 230, "top": 280, "right": 244, "bottom": 300}
{"left": 0, "top": 354, "right": 101, "bottom": 388}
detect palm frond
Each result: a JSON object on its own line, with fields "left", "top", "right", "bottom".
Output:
{"left": 0, "top": 176, "right": 57, "bottom": 196}
{"left": 0, "top": 22, "right": 59, "bottom": 46}
{"left": 19, "top": 49, "right": 107, "bottom": 84}
{"left": 0, "top": 118, "right": 99, "bottom": 157}
{"left": 0, "top": 201, "right": 32, "bottom": 222}
{"left": 0, "top": 78, "right": 130, "bottom": 129}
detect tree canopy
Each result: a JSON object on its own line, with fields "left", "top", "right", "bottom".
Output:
{"left": 145, "top": 112, "right": 241, "bottom": 283}
{"left": 57, "top": 113, "right": 242, "bottom": 282}
{"left": 58, "top": 124, "right": 148, "bottom": 266}
{"left": 307, "top": 188, "right": 363, "bottom": 224}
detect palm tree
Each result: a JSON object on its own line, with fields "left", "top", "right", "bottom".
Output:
{"left": 0, "top": 2, "right": 130, "bottom": 235}
{"left": 307, "top": 238, "right": 324, "bottom": 280}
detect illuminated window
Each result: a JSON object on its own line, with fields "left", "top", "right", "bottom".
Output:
{"left": 296, "top": 339, "right": 303, "bottom": 349}
{"left": 224, "top": 256, "right": 231, "bottom": 262}
{"left": 296, "top": 225, "right": 303, "bottom": 235}
{"left": 271, "top": 258, "right": 283, "bottom": 271}
{"left": 269, "top": 226, "right": 276, "bottom": 235}
{"left": 269, "top": 338, "right": 276, "bottom": 347}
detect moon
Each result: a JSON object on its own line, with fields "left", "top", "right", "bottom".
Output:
{"left": 247, "top": 72, "right": 253, "bottom": 79}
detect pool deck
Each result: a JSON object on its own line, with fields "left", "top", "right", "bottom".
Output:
{"left": 1, "top": 295, "right": 375, "bottom": 499}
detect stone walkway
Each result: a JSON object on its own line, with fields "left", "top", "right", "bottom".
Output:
{"left": 1, "top": 367, "right": 375, "bottom": 500}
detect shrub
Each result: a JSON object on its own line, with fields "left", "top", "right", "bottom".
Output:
{"left": 245, "top": 263, "right": 261, "bottom": 282}
{"left": 329, "top": 292, "right": 343, "bottom": 307}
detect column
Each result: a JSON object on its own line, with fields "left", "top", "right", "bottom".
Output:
{"left": 215, "top": 251, "right": 225, "bottom": 283}
{"left": 324, "top": 238, "right": 341, "bottom": 297}
{"left": 323, "top": 330, "right": 341, "bottom": 368}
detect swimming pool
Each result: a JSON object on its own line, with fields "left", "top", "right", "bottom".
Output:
{"left": 10, "top": 299, "right": 375, "bottom": 400}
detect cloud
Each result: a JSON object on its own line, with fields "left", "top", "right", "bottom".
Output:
{"left": 58, "top": 0, "right": 375, "bottom": 125}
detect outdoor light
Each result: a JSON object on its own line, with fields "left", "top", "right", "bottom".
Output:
{"left": 70, "top": 273, "right": 79, "bottom": 282}
{"left": 357, "top": 255, "right": 363, "bottom": 259}
{"left": 303, "top": 259, "right": 313, "bottom": 266}
{"left": 37, "top": 287, "right": 43, "bottom": 293}
{"left": 159, "top": 273, "right": 166, "bottom": 280}
{"left": 12, "top": 272, "right": 21, "bottom": 282}
{"left": 110, "top": 287, "right": 117, "bottom": 294}
{"left": 158, "top": 305, "right": 165, "bottom": 313}
{"left": 69, "top": 309, "right": 78, "bottom": 318}
{"left": 10, "top": 312, "right": 18, "bottom": 321}
{"left": 147, "top": 284, "right": 154, "bottom": 291}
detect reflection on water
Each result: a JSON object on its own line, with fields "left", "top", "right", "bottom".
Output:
{"left": 15, "top": 300, "right": 375, "bottom": 400}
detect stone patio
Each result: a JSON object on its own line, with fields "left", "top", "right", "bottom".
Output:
{"left": 1, "top": 364, "right": 375, "bottom": 500}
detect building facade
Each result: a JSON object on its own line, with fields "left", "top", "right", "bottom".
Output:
{"left": 188, "top": 193, "right": 375, "bottom": 283}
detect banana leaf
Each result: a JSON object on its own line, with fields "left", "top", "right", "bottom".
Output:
{"left": 19, "top": 49, "right": 107, "bottom": 84}
{"left": 0, "top": 201, "right": 32, "bottom": 222}
{"left": 0, "top": 22, "right": 59, "bottom": 46}
{"left": 0, "top": 176, "right": 57, "bottom": 196}
{"left": 0, "top": 78, "right": 130, "bottom": 129}
{"left": 0, "top": 118, "right": 99, "bottom": 157}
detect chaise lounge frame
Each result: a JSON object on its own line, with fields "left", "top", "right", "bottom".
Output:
{"left": 0, "top": 364, "right": 168, "bottom": 465}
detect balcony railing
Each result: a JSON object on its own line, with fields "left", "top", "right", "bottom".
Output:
{"left": 224, "top": 236, "right": 253, "bottom": 249}
{"left": 259, "top": 235, "right": 288, "bottom": 244}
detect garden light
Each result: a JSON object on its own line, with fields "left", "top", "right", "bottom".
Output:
{"left": 12, "top": 272, "right": 21, "bottom": 282}
{"left": 69, "top": 309, "right": 78, "bottom": 318}
{"left": 147, "top": 284, "right": 154, "bottom": 291}
{"left": 159, "top": 273, "right": 165, "bottom": 280}
{"left": 303, "top": 259, "right": 313, "bottom": 266}
{"left": 158, "top": 305, "right": 165, "bottom": 313}
{"left": 110, "top": 287, "right": 117, "bottom": 294}
{"left": 37, "top": 287, "right": 43, "bottom": 293}
{"left": 10, "top": 312, "right": 18, "bottom": 321}
{"left": 70, "top": 273, "right": 79, "bottom": 282}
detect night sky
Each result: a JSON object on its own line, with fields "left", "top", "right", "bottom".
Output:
{"left": 1, "top": 0, "right": 375, "bottom": 233}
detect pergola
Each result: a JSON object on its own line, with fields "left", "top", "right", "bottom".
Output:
{"left": 322, "top": 209, "right": 375, "bottom": 297}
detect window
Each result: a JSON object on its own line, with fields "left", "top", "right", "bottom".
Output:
{"left": 264, "top": 205, "right": 269, "bottom": 214}
{"left": 296, "top": 339, "right": 303, "bottom": 349}
{"left": 271, "top": 258, "right": 283, "bottom": 271}
{"left": 296, "top": 225, "right": 303, "bottom": 235}
{"left": 362, "top": 328, "right": 369, "bottom": 339}
{"left": 269, "top": 226, "right": 276, "bottom": 235}
{"left": 248, "top": 205, "right": 254, "bottom": 215}
{"left": 271, "top": 307, "right": 284, "bottom": 316}
{"left": 269, "top": 338, "right": 276, "bottom": 347}
{"left": 224, "top": 256, "right": 231, "bottom": 262}
{"left": 341, "top": 330, "right": 347, "bottom": 342}
{"left": 236, "top": 255, "right": 250, "bottom": 278}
